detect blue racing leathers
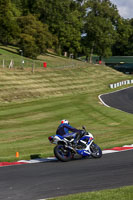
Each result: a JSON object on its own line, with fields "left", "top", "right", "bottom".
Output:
{"left": 56, "top": 123, "right": 81, "bottom": 138}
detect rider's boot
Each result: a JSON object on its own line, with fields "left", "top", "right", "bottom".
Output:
{"left": 73, "top": 139, "right": 79, "bottom": 147}
{"left": 73, "top": 133, "right": 80, "bottom": 147}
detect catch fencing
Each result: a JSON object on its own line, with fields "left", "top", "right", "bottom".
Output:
{"left": 0, "top": 58, "right": 44, "bottom": 73}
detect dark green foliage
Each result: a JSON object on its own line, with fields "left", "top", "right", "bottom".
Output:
{"left": 112, "top": 18, "right": 133, "bottom": 56}
{"left": 83, "top": 0, "right": 119, "bottom": 59}
{"left": 28, "top": 0, "right": 83, "bottom": 56}
{"left": 17, "top": 15, "right": 53, "bottom": 58}
{"left": 1, "top": 0, "right": 133, "bottom": 58}
{"left": 0, "top": 0, "right": 19, "bottom": 44}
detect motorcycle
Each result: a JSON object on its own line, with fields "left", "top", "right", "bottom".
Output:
{"left": 48, "top": 126, "right": 102, "bottom": 162}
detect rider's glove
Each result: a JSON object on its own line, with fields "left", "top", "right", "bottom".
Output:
{"left": 79, "top": 130, "right": 86, "bottom": 137}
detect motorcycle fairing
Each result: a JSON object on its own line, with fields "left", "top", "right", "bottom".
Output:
{"left": 76, "top": 149, "right": 90, "bottom": 156}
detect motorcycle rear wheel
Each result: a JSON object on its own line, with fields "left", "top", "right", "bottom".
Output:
{"left": 90, "top": 143, "right": 102, "bottom": 158}
{"left": 54, "top": 145, "right": 72, "bottom": 162}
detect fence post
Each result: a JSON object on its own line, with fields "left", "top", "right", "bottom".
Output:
{"left": 3, "top": 59, "right": 5, "bottom": 68}
{"left": 32, "top": 60, "right": 35, "bottom": 73}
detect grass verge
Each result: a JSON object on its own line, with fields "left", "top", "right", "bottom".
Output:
{"left": 49, "top": 185, "right": 133, "bottom": 200}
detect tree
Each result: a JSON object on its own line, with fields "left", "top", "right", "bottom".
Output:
{"left": 0, "top": 0, "right": 19, "bottom": 44}
{"left": 17, "top": 14, "right": 54, "bottom": 58}
{"left": 27, "top": 0, "right": 83, "bottom": 57}
{"left": 11, "top": 0, "right": 22, "bottom": 17}
{"left": 19, "top": 34, "right": 38, "bottom": 59}
{"left": 112, "top": 18, "right": 133, "bottom": 56}
{"left": 127, "top": 19, "right": 133, "bottom": 55}
{"left": 83, "top": 0, "right": 120, "bottom": 62}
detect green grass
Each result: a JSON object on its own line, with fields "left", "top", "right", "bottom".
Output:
{"left": 49, "top": 185, "right": 133, "bottom": 200}
{"left": 0, "top": 46, "right": 133, "bottom": 162}
{"left": 0, "top": 45, "right": 87, "bottom": 69}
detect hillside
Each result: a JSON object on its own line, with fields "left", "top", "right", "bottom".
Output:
{"left": 0, "top": 47, "right": 133, "bottom": 162}
{"left": 0, "top": 65, "right": 125, "bottom": 103}
{"left": 0, "top": 46, "right": 128, "bottom": 103}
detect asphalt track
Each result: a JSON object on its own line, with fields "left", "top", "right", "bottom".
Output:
{"left": 99, "top": 86, "right": 133, "bottom": 114}
{"left": 0, "top": 150, "right": 133, "bottom": 200}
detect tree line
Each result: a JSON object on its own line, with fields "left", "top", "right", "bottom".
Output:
{"left": 0, "top": 0, "right": 133, "bottom": 60}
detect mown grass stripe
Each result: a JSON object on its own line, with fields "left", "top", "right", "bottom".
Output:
{"left": 0, "top": 59, "right": 133, "bottom": 161}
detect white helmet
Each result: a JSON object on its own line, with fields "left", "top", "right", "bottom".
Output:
{"left": 61, "top": 119, "right": 69, "bottom": 124}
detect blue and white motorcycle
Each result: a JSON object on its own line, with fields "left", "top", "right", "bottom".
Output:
{"left": 48, "top": 126, "right": 102, "bottom": 162}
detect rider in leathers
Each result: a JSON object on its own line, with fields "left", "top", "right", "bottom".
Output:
{"left": 56, "top": 119, "right": 82, "bottom": 145}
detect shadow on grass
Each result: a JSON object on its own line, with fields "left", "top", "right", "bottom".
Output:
{"left": 0, "top": 46, "right": 19, "bottom": 56}
{"left": 30, "top": 154, "right": 42, "bottom": 159}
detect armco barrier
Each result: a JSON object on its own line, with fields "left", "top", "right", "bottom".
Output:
{"left": 109, "top": 79, "right": 133, "bottom": 89}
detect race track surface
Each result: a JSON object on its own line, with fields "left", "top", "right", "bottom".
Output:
{"left": 0, "top": 150, "right": 133, "bottom": 200}
{"left": 99, "top": 86, "right": 133, "bottom": 113}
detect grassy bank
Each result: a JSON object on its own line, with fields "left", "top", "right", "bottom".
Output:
{"left": 50, "top": 185, "right": 133, "bottom": 200}
{"left": 0, "top": 45, "right": 86, "bottom": 69}
{"left": 0, "top": 46, "right": 133, "bottom": 161}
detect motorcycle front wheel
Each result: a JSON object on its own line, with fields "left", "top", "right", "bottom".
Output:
{"left": 54, "top": 145, "right": 73, "bottom": 162}
{"left": 90, "top": 143, "right": 102, "bottom": 158}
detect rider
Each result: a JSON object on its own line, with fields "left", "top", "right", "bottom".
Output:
{"left": 56, "top": 119, "right": 82, "bottom": 145}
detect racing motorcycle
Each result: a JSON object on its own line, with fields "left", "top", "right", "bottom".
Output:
{"left": 48, "top": 126, "right": 102, "bottom": 162}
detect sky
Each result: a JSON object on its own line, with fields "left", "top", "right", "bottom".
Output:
{"left": 110, "top": 0, "right": 133, "bottom": 19}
